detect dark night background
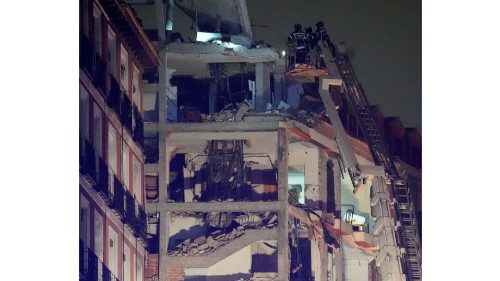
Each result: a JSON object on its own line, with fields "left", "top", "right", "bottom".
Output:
{"left": 246, "top": 0, "right": 422, "bottom": 131}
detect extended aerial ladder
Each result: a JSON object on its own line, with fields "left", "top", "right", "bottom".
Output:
{"left": 285, "top": 31, "right": 421, "bottom": 280}
{"left": 317, "top": 39, "right": 422, "bottom": 280}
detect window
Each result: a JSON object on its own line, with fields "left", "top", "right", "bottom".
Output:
{"left": 108, "top": 227, "right": 119, "bottom": 277}
{"left": 107, "top": 30, "right": 117, "bottom": 77}
{"left": 79, "top": 85, "right": 90, "bottom": 140}
{"left": 79, "top": 193, "right": 90, "bottom": 246}
{"left": 120, "top": 47, "right": 129, "bottom": 92}
{"left": 93, "top": 103, "right": 103, "bottom": 157}
{"left": 122, "top": 145, "right": 130, "bottom": 188}
{"left": 93, "top": 6, "right": 102, "bottom": 56}
{"left": 123, "top": 244, "right": 131, "bottom": 281}
{"left": 94, "top": 211, "right": 104, "bottom": 261}
{"left": 136, "top": 256, "right": 144, "bottom": 281}
{"left": 108, "top": 125, "right": 118, "bottom": 174}
{"left": 132, "top": 65, "right": 140, "bottom": 108}
{"left": 133, "top": 157, "right": 142, "bottom": 203}
{"left": 81, "top": 0, "right": 90, "bottom": 37}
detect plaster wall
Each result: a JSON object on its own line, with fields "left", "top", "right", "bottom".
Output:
{"left": 184, "top": 245, "right": 252, "bottom": 280}
{"left": 168, "top": 214, "right": 205, "bottom": 249}
{"left": 288, "top": 142, "right": 321, "bottom": 208}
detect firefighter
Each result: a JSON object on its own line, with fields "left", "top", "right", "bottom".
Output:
{"left": 288, "top": 24, "right": 303, "bottom": 44}
{"left": 305, "top": 26, "right": 317, "bottom": 48}
{"left": 288, "top": 24, "right": 310, "bottom": 65}
{"left": 315, "top": 21, "right": 330, "bottom": 44}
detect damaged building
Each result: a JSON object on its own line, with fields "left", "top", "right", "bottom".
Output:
{"left": 80, "top": 1, "right": 422, "bottom": 281}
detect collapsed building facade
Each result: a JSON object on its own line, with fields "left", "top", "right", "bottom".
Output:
{"left": 81, "top": 1, "right": 422, "bottom": 281}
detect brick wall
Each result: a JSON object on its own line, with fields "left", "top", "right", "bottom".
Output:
{"left": 145, "top": 254, "right": 159, "bottom": 280}
{"left": 166, "top": 268, "right": 185, "bottom": 281}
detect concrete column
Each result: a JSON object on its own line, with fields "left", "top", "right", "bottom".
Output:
{"left": 158, "top": 211, "right": 170, "bottom": 281}
{"left": 277, "top": 129, "right": 289, "bottom": 281}
{"left": 318, "top": 149, "right": 328, "bottom": 211}
{"left": 333, "top": 157, "right": 342, "bottom": 217}
{"left": 154, "top": 0, "right": 167, "bottom": 46}
{"left": 318, "top": 239, "right": 328, "bottom": 281}
{"left": 334, "top": 246, "right": 344, "bottom": 281}
{"left": 273, "top": 72, "right": 284, "bottom": 109}
{"left": 235, "top": 0, "right": 253, "bottom": 38}
{"left": 166, "top": 69, "right": 177, "bottom": 121}
{"left": 255, "top": 62, "right": 271, "bottom": 112}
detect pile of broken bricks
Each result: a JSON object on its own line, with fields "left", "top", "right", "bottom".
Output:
{"left": 168, "top": 226, "right": 245, "bottom": 257}
{"left": 168, "top": 213, "right": 278, "bottom": 257}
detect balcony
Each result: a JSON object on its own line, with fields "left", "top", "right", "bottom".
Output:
{"left": 96, "top": 156, "right": 109, "bottom": 193}
{"left": 107, "top": 74, "right": 121, "bottom": 115}
{"left": 133, "top": 104, "right": 144, "bottom": 147}
{"left": 124, "top": 191, "right": 136, "bottom": 227}
{"left": 135, "top": 205, "right": 148, "bottom": 243}
{"left": 144, "top": 136, "right": 159, "bottom": 164}
{"left": 80, "top": 239, "right": 119, "bottom": 281}
{"left": 80, "top": 32, "right": 93, "bottom": 76}
{"left": 121, "top": 92, "right": 133, "bottom": 134}
{"left": 79, "top": 32, "right": 107, "bottom": 97}
{"left": 81, "top": 137, "right": 97, "bottom": 185}
{"left": 94, "top": 54, "right": 107, "bottom": 96}
{"left": 109, "top": 174, "right": 126, "bottom": 218}
{"left": 145, "top": 175, "right": 159, "bottom": 202}
{"left": 80, "top": 134, "right": 147, "bottom": 240}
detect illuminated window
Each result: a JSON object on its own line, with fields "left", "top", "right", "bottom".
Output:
{"left": 132, "top": 65, "right": 140, "bottom": 108}
{"left": 107, "top": 29, "right": 117, "bottom": 76}
{"left": 93, "top": 103, "right": 103, "bottom": 157}
{"left": 123, "top": 244, "right": 131, "bottom": 281}
{"left": 136, "top": 256, "right": 144, "bottom": 281}
{"left": 93, "top": 6, "right": 102, "bottom": 56}
{"left": 79, "top": 85, "right": 89, "bottom": 140}
{"left": 108, "top": 125, "right": 118, "bottom": 174}
{"left": 133, "top": 157, "right": 142, "bottom": 203}
{"left": 122, "top": 145, "right": 130, "bottom": 188}
{"left": 120, "top": 46, "right": 129, "bottom": 92}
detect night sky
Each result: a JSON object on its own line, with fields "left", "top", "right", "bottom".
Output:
{"left": 246, "top": 0, "right": 421, "bottom": 131}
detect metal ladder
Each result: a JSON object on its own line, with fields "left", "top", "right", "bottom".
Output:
{"left": 328, "top": 43, "right": 422, "bottom": 281}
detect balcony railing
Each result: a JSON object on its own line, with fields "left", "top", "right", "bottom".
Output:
{"left": 80, "top": 134, "right": 148, "bottom": 242}
{"left": 96, "top": 155, "right": 109, "bottom": 193}
{"left": 80, "top": 32, "right": 93, "bottom": 76}
{"left": 124, "top": 191, "right": 136, "bottom": 227}
{"left": 107, "top": 74, "right": 121, "bottom": 115}
{"left": 135, "top": 205, "right": 148, "bottom": 242}
{"left": 80, "top": 32, "right": 143, "bottom": 150}
{"left": 81, "top": 137, "right": 97, "bottom": 184}
{"left": 80, "top": 239, "right": 119, "bottom": 281}
{"left": 94, "top": 54, "right": 107, "bottom": 95}
{"left": 133, "top": 104, "right": 144, "bottom": 147}
{"left": 109, "top": 174, "right": 126, "bottom": 218}
{"left": 121, "top": 92, "right": 133, "bottom": 133}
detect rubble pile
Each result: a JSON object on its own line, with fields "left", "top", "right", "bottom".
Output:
{"left": 169, "top": 226, "right": 245, "bottom": 257}
{"left": 252, "top": 273, "right": 279, "bottom": 280}
{"left": 201, "top": 100, "right": 252, "bottom": 122}
{"left": 168, "top": 212, "right": 278, "bottom": 257}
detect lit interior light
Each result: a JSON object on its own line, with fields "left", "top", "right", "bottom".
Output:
{"left": 196, "top": 32, "right": 222, "bottom": 42}
{"left": 282, "top": 50, "right": 286, "bottom": 57}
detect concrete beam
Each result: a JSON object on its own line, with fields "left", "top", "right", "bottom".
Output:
{"left": 144, "top": 163, "right": 158, "bottom": 174}
{"left": 165, "top": 229, "right": 277, "bottom": 268}
{"left": 146, "top": 201, "right": 281, "bottom": 213}
{"left": 158, "top": 120, "right": 286, "bottom": 133}
{"left": 359, "top": 165, "right": 385, "bottom": 178}
{"left": 166, "top": 42, "right": 279, "bottom": 64}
